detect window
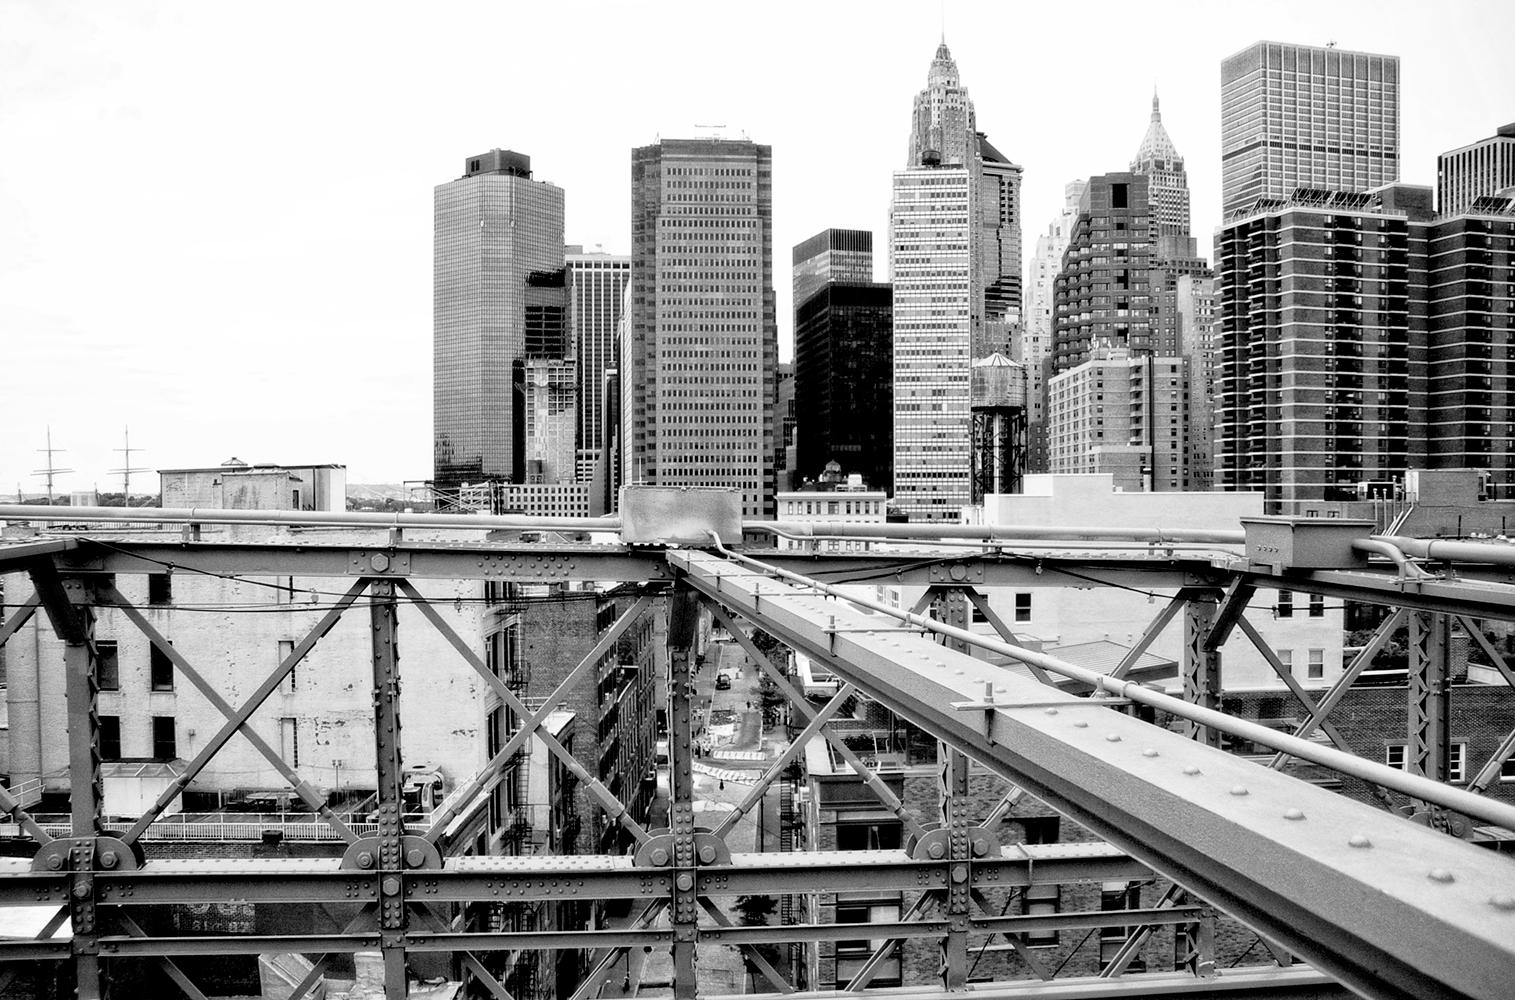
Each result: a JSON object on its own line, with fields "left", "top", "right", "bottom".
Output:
{"left": 152, "top": 716, "right": 177, "bottom": 760}
{"left": 1020, "top": 816, "right": 1060, "bottom": 845}
{"left": 1450, "top": 742, "right": 1467, "bottom": 783}
{"left": 1276, "top": 590, "right": 1294, "bottom": 618}
{"left": 1014, "top": 593, "right": 1032, "bottom": 624}
{"left": 1022, "top": 883, "right": 1061, "bottom": 945}
{"left": 150, "top": 643, "right": 174, "bottom": 691}
{"left": 1500, "top": 756, "right": 1515, "bottom": 783}
{"left": 1276, "top": 649, "right": 1293, "bottom": 675}
{"left": 1307, "top": 649, "right": 1325, "bottom": 680}
{"left": 835, "top": 821, "right": 902, "bottom": 851}
{"left": 1308, "top": 593, "right": 1325, "bottom": 617}
{"left": 148, "top": 573, "right": 173, "bottom": 605}
{"left": 99, "top": 716, "right": 122, "bottom": 761}
{"left": 278, "top": 640, "right": 296, "bottom": 692}
{"left": 836, "top": 902, "right": 902, "bottom": 987}
{"left": 280, "top": 718, "right": 298, "bottom": 767}
{"left": 1099, "top": 882, "right": 1144, "bottom": 972}
{"left": 95, "top": 640, "right": 120, "bottom": 691}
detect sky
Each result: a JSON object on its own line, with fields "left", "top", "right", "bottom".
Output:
{"left": 2, "top": 0, "right": 1513, "bottom": 495}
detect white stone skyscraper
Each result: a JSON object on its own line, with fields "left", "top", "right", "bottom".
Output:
{"left": 626, "top": 138, "right": 777, "bottom": 518}
{"left": 907, "top": 42, "right": 977, "bottom": 167}
{"left": 891, "top": 165, "right": 974, "bottom": 520}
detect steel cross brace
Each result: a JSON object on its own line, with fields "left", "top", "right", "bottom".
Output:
{"left": 667, "top": 549, "right": 1515, "bottom": 1000}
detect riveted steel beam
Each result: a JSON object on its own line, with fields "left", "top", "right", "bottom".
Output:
{"left": 670, "top": 549, "right": 1515, "bottom": 1000}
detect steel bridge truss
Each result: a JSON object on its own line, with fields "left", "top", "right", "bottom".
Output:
{"left": 0, "top": 523, "right": 1512, "bottom": 1000}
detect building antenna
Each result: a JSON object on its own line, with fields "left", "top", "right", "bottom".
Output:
{"left": 111, "top": 426, "right": 149, "bottom": 507}
{"left": 32, "top": 426, "right": 73, "bottom": 505}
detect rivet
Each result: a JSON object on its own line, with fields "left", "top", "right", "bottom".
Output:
{"left": 1427, "top": 869, "right": 1454, "bottom": 883}
{"left": 1348, "top": 834, "right": 1372, "bottom": 849}
{"left": 1230, "top": 786, "right": 1248, "bottom": 796}
{"left": 1105, "top": 734, "right": 1122, "bottom": 743}
{"left": 1489, "top": 894, "right": 1515, "bottom": 911}
{"left": 1141, "top": 749, "right": 1159, "bottom": 758}
{"left": 1182, "top": 765, "right": 1201, "bottom": 776}
{"left": 1073, "top": 720, "right": 1089, "bottom": 729}
{"left": 1283, "top": 808, "right": 1305, "bottom": 821}
{"left": 1044, "top": 708, "right": 1059, "bottom": 716}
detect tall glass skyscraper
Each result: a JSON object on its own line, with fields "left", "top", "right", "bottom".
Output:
{"left": 625, "top": 138, "right": 778, "bottom": 518}
{"left": 433, "top": 149, "right": 565, "bottom": 494}
{"left": 1221, "top": 41, "right": 1400, "bottom": 218}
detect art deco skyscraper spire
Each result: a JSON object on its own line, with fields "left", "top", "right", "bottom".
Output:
{"left": 907, "top": 41, "right": 977, "bottom": 167}
{"left": 1130, "top": 90, "right": 1191, "bottom": 242}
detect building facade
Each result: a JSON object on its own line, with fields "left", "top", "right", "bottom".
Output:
{"left": 907, "top": 42, "right": 976, "bottom": 168}
{"left": 1047, "top": 350, "right": 1189, "bottom": 492}
{"left": 978, "top": 133, "right": 1025, "bottom": 327}
{"left": 793, "top": 282, "right": 893, "bottom": 490}
{"left": 1177, "top": 274, "right": 1219, "bottom": 491}
{"left": 792, "top": 229, "right": 873, "bottom": 311}
{"left": 1221, "top": 41, "right": 1400, "bottom": 218}
{"left": 159, "top": 459, "right": 346, "bottom": 512}
{"left": 1020, "top": 181, "right": 1088, "bottom": 473}
{"left": 625, "top": 138, "right": 778, "bottom": 518}
{"left": 1215, "top": 187, "right": 1428, "bottom": 508}
{"left": 434, "top": 149, "right": 565, "bottom": 493}
{"left": 891, "top": 164, "right": 975, "bottom": 520}
{"left": 1437, "top": 122, "right": 1515, "bottom": 218}
{"left": 1052, "top": 174, "right": 1155, "bottom": 373}
{"left": 566, "top": 250, "right": 630, "bottom": 486}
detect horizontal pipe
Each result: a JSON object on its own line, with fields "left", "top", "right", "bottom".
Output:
{"left": 1351, "top": 539, "right": 1431, "bottom": 578}
{"left": 0, "top": 503, "right": 620, "bottom": 533}
{"left": 759, "top": 525, "right": 1241, "bottom": 558}
{"left": 1376, "top": 534, "right": 1515, "bottom": 568}
{"left": 703, "top": 535, "right": 1515, "bottom": 832}
{"left": 758, "top": 520, "right": 1246, "bottom": 544}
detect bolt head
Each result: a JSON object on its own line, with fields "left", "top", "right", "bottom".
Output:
{"left": 406, "top": 849, "right": 426, "bottom": 868}
{"left": 99, "top": 851, "right": 118, "bottom": 870}
{"left": 698, "top": 845, "right": 717, "bottom": 864}
{"left": 382, "top": 877, "right": 402, "bottom": 896}
{"left": 650, "top": 848, "right": 669, "bottom": 867}
{"left": 72, "top": 884, "right": 90, "bottom": 899}
{"left": 47, "top": 856, "right": 62, "bottom": 871}
{"left": 676, "top": 873, "right": 694, "bottom": 891}
{"left": 928, "top": 842, "right": 946, "bottom": 860}
{"left": 357, "top": 852, "right": 375, "bottom": 869}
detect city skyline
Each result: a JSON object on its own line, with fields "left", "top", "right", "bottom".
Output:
{"left": 3, "top": 0, "right": 1513, "bottom": 489}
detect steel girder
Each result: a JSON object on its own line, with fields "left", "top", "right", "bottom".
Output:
{"left": 669, "top": 550, "right": 1515, "bottom": 1000}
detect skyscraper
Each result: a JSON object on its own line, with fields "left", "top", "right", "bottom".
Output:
{"left": 1052, "top": 174, "right": 1155, "bottom": 372}
{"left": 907, "top": 42, "right": 976, "bottom": 168}
{"left": 625, "top": 138, "right": 777, "bottom": 518}
{"left": 978, "top": 134, "right": 1025, "bottom": 326}
{"left": 567, "top": 250, "right": 630, "bottom": 484}
{"left": 793, "top": 229, "right": 872, "bottom": 311}
{"left": 1438, "top": 123, "right": 1515, "bottom": 217}
{"left": 891, "top": 163, "right": 974, "bottom": 520}
{"left": 1221, "top": 41, "right": 1400, "bottom": 218}
{"left": 1216, "top": 186, "right": 1428, "bottom": 509}
{"left": 1131, "top": 91, "right": 1191, "bottom": 245}
{"left": 794, "top": 281, "right": 893, "bottom": 490}
{"left": 434, "top": 149, "right": 564, "bottom": 494}
{"left": 1020, "top": 180, "right": 1087, "bottom": 473}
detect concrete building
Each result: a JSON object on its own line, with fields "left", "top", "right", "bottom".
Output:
{"left": 1437, "top": 122, "right": 1515, "bottom": 218}
{"left": 1047, "top": 349, "right": 1189, "bottom": 492}
{"left": 159, "top": 459, "right": 345, "bottom": 512}
{"left": 522, "top": 358, "right": 578, "bottom": 486}
{"left": 434, "top": 149, "right": 565, "bottom": 494}
{"left": 566, "top": 250, "right": 630, "bottom": 486}
{"left": 890, "top": 162, "right": 974, "bottom": 520}
{"left": 1052, "top": 174, "right": 1155, "bottom": 373}
{"left": 775, "top": 473, "right": 887, "bottom": 552}
{"left": 952, "top": 475, "right": 1344, "bottom": 692}
{"left": 625, "top": 138, "right": 778, "bottom": 518}
{"left": 1020, "top": 181, "right": 1087, "bottom": 473}
{"left": 792, "top": 229, "right": 872, "bottom": 311}
{"left": 793, "top": 282, "right": 892, "bottom": 490}
{"left": 1221, "top": 41, "right": 1400, "bottom": 217}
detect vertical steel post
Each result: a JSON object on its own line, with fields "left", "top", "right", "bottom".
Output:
{"left": 1408, "top": 611, "right": 1451, "bottom": 789}
{"left": 1181, "top": 592, "right": 1223, "bottom": 747}
{"left": 61, "top": 576, "right": 103, "bottom": 999}
{"left": 937, "top": 589, "right": 971, "bottom": 656}
{"left": 940, "top": 748, "right": 971, "bottom": 991}
{"left": 667, "top": 584, "right": 701, "bottom": 998}
{"left": 368, "top": 579, "right": 409, "bottom": 999}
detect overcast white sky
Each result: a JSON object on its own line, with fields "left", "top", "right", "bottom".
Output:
{"left": 3, "top": 0, "right": 1512, "bottom": 494}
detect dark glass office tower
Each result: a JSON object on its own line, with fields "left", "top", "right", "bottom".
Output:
{"left": 794, "top": 282, "right": 893, "bottom": 491}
